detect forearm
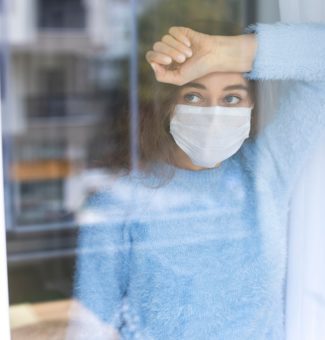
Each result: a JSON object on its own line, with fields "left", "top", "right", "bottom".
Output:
{"left": 212, "top": 33, "right": 257, "bottom": 73}
{"left": 146, "top": 27, "right": 257, "bottom": 85}
{"left": 147, "top": 23, "right": 325, "bottom": 85}
{"left": 254, "top": 80, "right": 325, "bottom": 195}
{"left": 245, "top": 23, "right": 325, "bottom": 81}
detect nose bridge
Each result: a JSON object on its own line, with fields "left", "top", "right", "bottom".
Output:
{"left": 210, "top": 93, "right": 220, "bottom": 106}
{"left": 206, "top": 84, "right": 223, "bottom": 106}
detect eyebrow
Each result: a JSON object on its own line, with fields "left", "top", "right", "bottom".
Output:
{"left": 184, "top": 82, "right": 207, "bottom": 90}
{"left": 223, "top": 84, "right": 249, "bottom": 92}
{"left": 183, "top": 82, "right": 249, "bottom": 92}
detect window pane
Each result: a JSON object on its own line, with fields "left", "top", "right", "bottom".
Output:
{"left": 3, "top": 1, "right": 323, "bottom": 339}
{"left": 2, "top": 0, "right": 256, "bottom": 338}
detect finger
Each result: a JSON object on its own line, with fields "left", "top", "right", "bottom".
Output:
{"left": 153, "top": 42, "right": 187, "bottom": 63}
{"left": 149, "top": 62, "right": 186, "bottom": 86}
{"left": 161, "top": 34, "right": 192, "bottom": 58}
{"left": 168, "top": 27, "right": 192, "bottom": 47}
{"left": 145, "top": 50, "right": 172, "bottom": 65}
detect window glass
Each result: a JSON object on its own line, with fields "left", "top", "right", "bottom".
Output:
{"left": 1, "top": 2, "right": 255, "bottom": 338}
{"left": 3, "top": 1, "right": 136, "bottom": 337}
{"left": 38, "top": 0, "right": 86, "bottom": 30}
{"left": 2, "top": 1, "right": 325, "bottom": 339}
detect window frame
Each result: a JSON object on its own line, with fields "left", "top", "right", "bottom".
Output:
{"left": 0, "top": 84, "right": 11, "bottom": 340}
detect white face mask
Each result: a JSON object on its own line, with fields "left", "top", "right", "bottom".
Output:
{"left": 170, "top": 104, "right": 253, "bottom": 168}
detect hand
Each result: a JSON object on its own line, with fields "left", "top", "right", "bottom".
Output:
{"left": 146, "top": 26, "right": 256, "bottom": 86}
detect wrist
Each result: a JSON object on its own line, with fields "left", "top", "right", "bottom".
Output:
{"left": 212, "top": 34, "right": 256, "bottom": 73}
{"left": 237, "top": 34, "right": 257, "bottom": 72}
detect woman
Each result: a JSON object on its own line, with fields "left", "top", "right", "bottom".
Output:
{"left": 68, "top": 23, "right": 325, "bottom": 339}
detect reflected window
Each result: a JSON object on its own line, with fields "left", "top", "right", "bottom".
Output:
{"left": 5, "top": 0, "right": 315, "bottom": 339}
{"left": 38, "top": 0, "right": 86, "bottom": 30}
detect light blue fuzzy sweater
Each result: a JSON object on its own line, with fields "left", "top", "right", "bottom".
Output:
{"left": 70, "top": 23, "right": 325, "bottom": 340}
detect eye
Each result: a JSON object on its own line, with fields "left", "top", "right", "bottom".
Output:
{"left": 183, "top": 93, "right": 203, "bottom": 104}
{"left": 223, "top": 95, "right": 241, "bottom": 105}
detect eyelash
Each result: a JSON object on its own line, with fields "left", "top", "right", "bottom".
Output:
{"left": 223, "top": 95, "right": 242, "bottom": 105}
{"left": 183, "top": 93, "right": 203, "bottom": 103}
{"left": 183, "top": 93, "right": 242, "bottom": 105}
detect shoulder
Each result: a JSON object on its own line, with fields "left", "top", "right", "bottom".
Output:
{"left": 76, "top": 170, "right": 165, "bottom": 225}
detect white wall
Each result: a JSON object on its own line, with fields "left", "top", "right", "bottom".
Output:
{"left": 7, "top": 0, "right": 37, "bottom": 44}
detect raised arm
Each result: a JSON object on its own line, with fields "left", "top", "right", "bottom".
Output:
{"left": 245, "top": 23, "right": 325, "bottom": 81}
{"left": 145, "top": 26, "right": 256, "bottom": 85}
{"left": 145, "top": 23, "right": 325, "bottom": 84}
{"left": 146, "top": 23, "right": 325, "bottom": 192}
{"left": 244, "top": 24, "right": 325, "bottom": 193}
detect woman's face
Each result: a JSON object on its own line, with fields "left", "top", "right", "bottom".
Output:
{"left": 176, "top": 72, "right": 253, "bottom": 107}
{"left": 172, "top": 72, "right": 253, "bottom": 171}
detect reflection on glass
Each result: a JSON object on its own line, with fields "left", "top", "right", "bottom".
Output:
{"left": 68, "top": 4, "right": 325, "bottom": 340}
{"left": 5, "top": 0, "right": 134, "bottom": 338}
{"left": 6, "top": 0, "right": 324, "bottom": 339}
{"left": 38, "top": 0, "right": 86, "bottom": 30}
{"left": 7, "top": 1, "right": 131, "bottom": 231}
{"left": 68, "top": 1, "right": 262, "bottom": 340}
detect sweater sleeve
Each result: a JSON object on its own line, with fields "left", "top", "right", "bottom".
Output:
{"left": 246, "top": 23, "right": 325, "bottom": 81}
{"left": 244, "top": 23, "right": 325, "bottom": 193}
{"left": 70, "top": 189, "right": 131, "bottom": 338}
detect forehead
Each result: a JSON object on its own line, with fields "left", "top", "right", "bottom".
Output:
{"left": 182, "top": 72, "right": 248, "bottom": 91}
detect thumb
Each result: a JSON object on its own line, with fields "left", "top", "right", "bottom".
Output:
{"left": 149, "top": 62, "right": 184, "bottom": 85}
{"left": 149, "top": 62, "right": 164, "bottom": 75}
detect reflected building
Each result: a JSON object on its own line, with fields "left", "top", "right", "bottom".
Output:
{"left": 5, "top": 0, "right": 133, "bottom": 229}
{"left": 2, "top": 0, "right": 153, "bottom": 304}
